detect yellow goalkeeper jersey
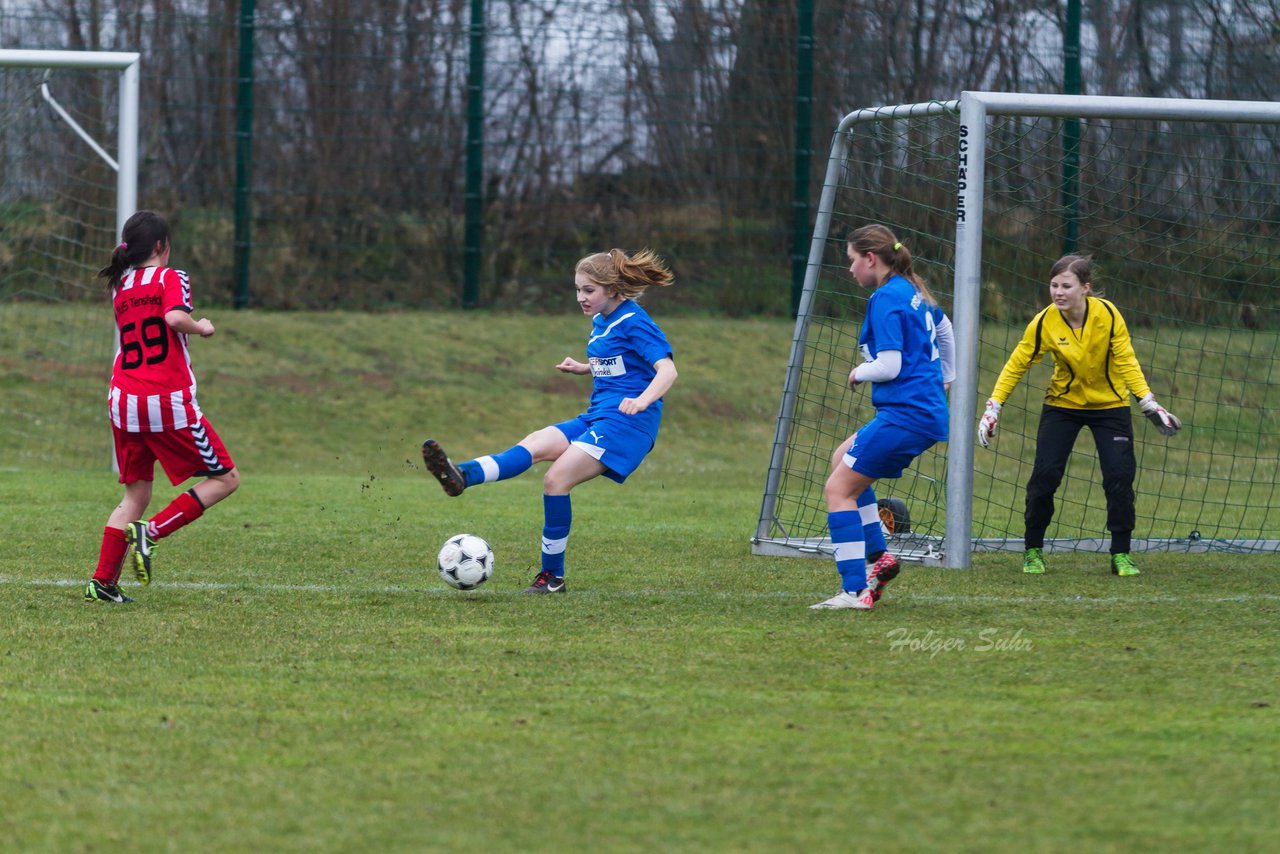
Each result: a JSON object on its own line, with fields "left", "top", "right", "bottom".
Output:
{"left": 990, "top": 296, "right": 1151, "bottom": 410}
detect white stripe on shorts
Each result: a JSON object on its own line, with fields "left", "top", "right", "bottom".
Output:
{"left": 571, "top": 440, "right": 606, "bottom": 461}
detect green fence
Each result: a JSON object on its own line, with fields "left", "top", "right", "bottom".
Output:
{"left": 3, "top": 0, "right": 1279, "bottom": 313}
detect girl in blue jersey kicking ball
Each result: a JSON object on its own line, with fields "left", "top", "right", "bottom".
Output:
{"left": 812, "top": 224, "right": 955, "bottom": 611}
{"left": 423, "top": 248, "right": 676, "bottom": 593}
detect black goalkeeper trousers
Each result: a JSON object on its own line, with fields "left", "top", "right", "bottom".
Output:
{"left": 1024, "top": 404, "right": 1136, "bottom": 553}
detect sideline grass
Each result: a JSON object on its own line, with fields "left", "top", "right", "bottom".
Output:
{"left": 1, "top": 309, "right": 1278, "bottom": 851}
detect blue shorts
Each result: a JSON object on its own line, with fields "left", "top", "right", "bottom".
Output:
{"left": 842, "top": 417, "right": 937, "bottom": 480}
{"left": 553, "top": 413, "right": 658, "bottom": 484}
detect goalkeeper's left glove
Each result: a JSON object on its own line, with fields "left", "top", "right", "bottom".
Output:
{"left": 977, "top": 398, "right": 1001, "bottom": 448}
{"left": 1139, "top": 393, "right": 1182, "bottom": 436}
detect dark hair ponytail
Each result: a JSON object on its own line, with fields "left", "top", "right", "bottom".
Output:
{"left": 846, "top": 223, "right": 938, "bottom": 306}
{"left": 98, "top": 210, "right": 171, "bottom": 291}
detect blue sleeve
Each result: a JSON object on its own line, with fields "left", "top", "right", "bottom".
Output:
{"left": 629, "top": 316, "right": 673, "bottom": 366}
{"left": 868, "top": 291, "right": 907, "bottom": 352}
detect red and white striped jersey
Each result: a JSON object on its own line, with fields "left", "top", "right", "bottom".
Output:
{"left": 108, "top": 266, "right": 203, "bottom": 432}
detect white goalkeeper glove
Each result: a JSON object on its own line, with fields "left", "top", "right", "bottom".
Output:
{"left": 1139, "top": 393, "right": 1182, "bottom": 436}
{"left": 977, "top": 398, "right": 1001, "bottom": 448}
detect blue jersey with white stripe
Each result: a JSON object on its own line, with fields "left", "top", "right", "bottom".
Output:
{"left": 858, "top": 275, "right": 948, "bottom": 440}
{"left": 583, "top": 299, "right": 673, "bottom": 429}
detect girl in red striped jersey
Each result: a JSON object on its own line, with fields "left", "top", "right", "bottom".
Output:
{"left": 85, "top": 210, "right": 240, "bottom": 603}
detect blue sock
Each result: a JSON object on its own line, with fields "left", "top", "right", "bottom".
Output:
{"left": 859, "top": 488, "right": 888, "bottom": 559}
{"left": 829, "top": 509, "right": 866, "bottom": 593}
{"left": 541, "top": 494, "right": 572, "bottom": 578}
{"left": 459, "top": 445, "right": 532, "bottom": 487}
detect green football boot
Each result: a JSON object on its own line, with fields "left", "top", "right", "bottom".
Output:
{"left": 126, "top": 521, "right": 156, "bottom": 586}
{"left": 1111, "top": 552, "right": 1140, "bottom": 576}
{"left": 84, "top": 579, "right": 134, "bottom": 603}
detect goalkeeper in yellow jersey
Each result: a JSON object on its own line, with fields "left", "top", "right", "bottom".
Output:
{"left": 976, "top": 254, "right": 1181, "bottom": 576}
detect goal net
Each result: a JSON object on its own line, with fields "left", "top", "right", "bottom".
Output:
{"left": 756, "top": 93, "right": 1280, "bottom": 566}
{"left": 0, "top": 50, "right": 138, "bottom": 470}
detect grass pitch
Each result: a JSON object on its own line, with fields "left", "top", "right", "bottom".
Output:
{"left": 1, "top": 308, "right": 1277, "bottom": 852}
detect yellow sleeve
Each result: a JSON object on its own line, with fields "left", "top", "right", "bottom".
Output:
{"left": 1103, "top": 299, "right": 1151, "bottom": 401}
{"left": 989, "top": 309, "right": 1050, "bottom": 404}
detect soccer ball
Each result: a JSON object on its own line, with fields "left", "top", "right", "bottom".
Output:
{"left": 437, "top": 533, "right": 494, "bottom": 590}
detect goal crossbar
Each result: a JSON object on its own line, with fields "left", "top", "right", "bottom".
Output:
{"left": 0, "top": 49, "right": 140, "bottom": 240}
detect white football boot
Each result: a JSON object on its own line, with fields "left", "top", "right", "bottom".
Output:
{"left": 809, "top": 589, "right": 874, "bottom": 610}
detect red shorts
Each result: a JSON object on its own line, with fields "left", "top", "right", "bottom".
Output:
{"left": 112, "top": 415, "right": 235, "bottom": 485}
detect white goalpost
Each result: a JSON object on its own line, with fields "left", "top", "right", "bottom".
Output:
{"left": 0, "top": 49, "right": 139, "bottom": 240}
{"left": 756, "top": 91, "right": 1280, "bottom": 568}
{"left": 0, "top": 49, "right": 140, "bottom": 469}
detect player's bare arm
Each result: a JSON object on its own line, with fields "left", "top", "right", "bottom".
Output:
{"left": 619, "top": 357, "right": 677, "bottom": 415}
{"left": 556, "top": 357, "right": 590, "bottom": 374}
{"left": 165, "top": 309, "right": 215, "bottom": 338}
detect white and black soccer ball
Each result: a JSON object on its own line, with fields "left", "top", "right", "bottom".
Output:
{"left": 437, "top": 533, "right": 494, "bottom": 590}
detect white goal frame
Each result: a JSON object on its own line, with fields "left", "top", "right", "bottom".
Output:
{"left": 0, "top": 48, "right": 140, "bottom": 240}
{"left": 756, "top": 91, "right": 1280, "bottom": 569}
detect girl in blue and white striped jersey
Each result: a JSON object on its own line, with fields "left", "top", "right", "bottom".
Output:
{"left": 423, "top": 248, "right": 677, "bottom": 593}
{"left": 811, "top": 224, "right": 955, "bottom": 611}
